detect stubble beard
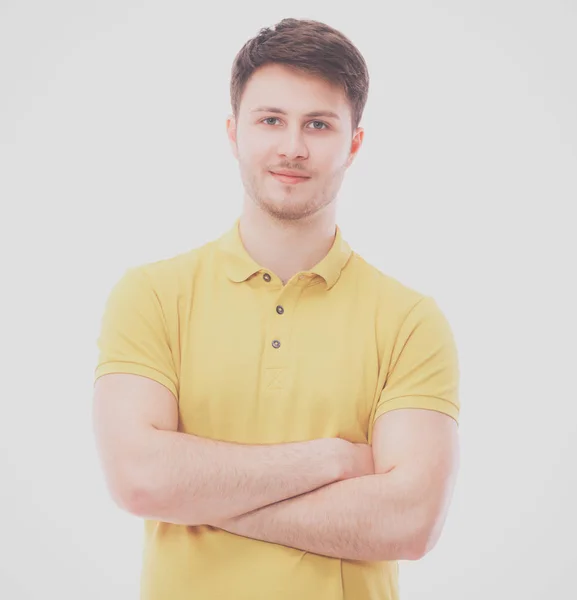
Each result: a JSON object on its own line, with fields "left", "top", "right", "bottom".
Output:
{"left": 241, "top": 163, "right": 347, "bottom": 223}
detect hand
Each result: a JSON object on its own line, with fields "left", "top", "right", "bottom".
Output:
{"left": 335, "top": 440, "right": 375, "bottom": 481}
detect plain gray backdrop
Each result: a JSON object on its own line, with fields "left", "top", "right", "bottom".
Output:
{"left": 1, "top": 1, "right": 576, "bottom": 599}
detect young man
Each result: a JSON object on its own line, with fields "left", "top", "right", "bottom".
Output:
{"left": 93, "top": 18, "right": 460, "bottom": 600}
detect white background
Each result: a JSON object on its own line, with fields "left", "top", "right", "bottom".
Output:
{"left": 1, "top": 1, "right": 576, "bottom": 598}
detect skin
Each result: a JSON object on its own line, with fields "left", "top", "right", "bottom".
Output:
{"left": 93, "top": 62, "right": 459, "bottom": 565}
{"left": 226, "top": 63, "right": 364, "bottom": 284}
{"left": 215, "top": 65, "right": 460, "bottom": 560}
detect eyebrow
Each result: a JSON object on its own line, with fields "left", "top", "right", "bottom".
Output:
{"left": 250, "top": 106, "right": 341, "bottom": 120}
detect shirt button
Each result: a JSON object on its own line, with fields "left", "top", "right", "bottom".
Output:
{"left": 276, "top": 305, "right": 284, "bottom": 315}
{"left": 263, "top": 273, "right": 271, "bottom": 282}
{"left": 272, "top": 340, "right": 281, "bottom": 349}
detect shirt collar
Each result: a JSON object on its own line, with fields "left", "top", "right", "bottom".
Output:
{"left": 216, "top": 218, "right": 353, "bottom": 291}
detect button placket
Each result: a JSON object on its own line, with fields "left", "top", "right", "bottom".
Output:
{"left": 261, "top": 281, "right": 307, "bottom": 400}
{"left": 272, "top": 297, "right": 284, "bottom": 348}
{"left": 271, "top": 286, "right": 290, "bottom": 351}
{"left": 265, "top": 274, "right": 305, "bottom": 356}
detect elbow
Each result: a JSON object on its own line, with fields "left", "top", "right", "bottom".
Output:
{"left": 406, "top": 517, "right": 443, "bottom": 561}
{"left": 105, "top": 464, "right": 158, "bottom": 517}
{"left": 372, "top": 524, "right": 429, "bottom": 562}
{"left": 404, "top": 535, "right": 430, "bottom": 561}
{"left": 120, "top": 481, "right": 156, "bottom": 517}
{"left": 114, "top": 476, "right": 208, "bottom": 526}
{"left": 374, "top": 511, "right": 439, "bottom": 562}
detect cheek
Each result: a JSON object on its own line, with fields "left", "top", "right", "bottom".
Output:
{"left": 238, "top": 141, "right": 268, "bottom": 168}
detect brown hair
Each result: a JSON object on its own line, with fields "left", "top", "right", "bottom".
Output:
{"left": 230, "top": 18, "right": 370, "bottom": 132}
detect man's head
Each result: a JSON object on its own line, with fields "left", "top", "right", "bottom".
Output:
{"left": 226, "top": 18, "right": 369, "bottom": 223}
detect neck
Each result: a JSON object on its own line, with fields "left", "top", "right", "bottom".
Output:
{"left": 238, "top": 203, "right": 337, "bottom": 284}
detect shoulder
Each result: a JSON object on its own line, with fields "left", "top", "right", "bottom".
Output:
{"left": 129, "top": 237, "right": 217, "bottom": 299}
{"left": 348, "top": 251, "right": 427, "bottom": 317}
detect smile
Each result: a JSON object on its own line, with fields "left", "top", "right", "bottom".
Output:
{"left": 269, "top": 172, "right": 310, "bottom": 185}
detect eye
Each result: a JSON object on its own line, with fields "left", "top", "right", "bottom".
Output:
{"left": 308, "top": 120, "right": 329, "bottom": 130}
{"left": 261, "top": 117, "right": 329, "bottom": 130}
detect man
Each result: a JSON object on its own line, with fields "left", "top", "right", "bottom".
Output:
{"left": 93, "top": 17, "right": 460, "bottom": 600}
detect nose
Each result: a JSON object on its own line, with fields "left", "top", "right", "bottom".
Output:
{"left": 276, "top": 127, "right": 309, "bottom": 161}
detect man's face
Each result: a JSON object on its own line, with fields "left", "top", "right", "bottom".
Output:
{"left": 227, "top": 63, "right": 363, "bottom": 222}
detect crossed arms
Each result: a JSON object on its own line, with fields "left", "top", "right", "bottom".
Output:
{"left": 209, "top": 408, "right": 459, "bottom": 562}
{"left": 93, "top": 374, "right": 460, "bottom": 562}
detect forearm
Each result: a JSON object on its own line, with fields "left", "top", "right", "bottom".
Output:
{"left": 127, "top": 430, "right": 344, "bottom": 525}
{"left": 213, "top": 470, "right": 425, "bottom": 562}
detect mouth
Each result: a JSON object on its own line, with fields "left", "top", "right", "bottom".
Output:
{"left": 269, "top": 171, "right": 310, "bottom": 185}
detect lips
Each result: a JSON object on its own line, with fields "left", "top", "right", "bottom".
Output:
{"left": 272, "top": 171, "right": 309, "bottom": 178}
{"left": 270, "top": 171, "right": 310, "bottom": 184}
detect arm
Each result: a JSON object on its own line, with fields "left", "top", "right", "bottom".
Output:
{"left": 212, "top": 409, "right": 459, "bottom": 562}
{"left": 212, "top": 469, "right": 421, "bottom": 562}
{"left": 211, "top": 297, "right": 460, "bottom": 560}
{"left": 92, "top": 373, "right": 358, "bottom": 526}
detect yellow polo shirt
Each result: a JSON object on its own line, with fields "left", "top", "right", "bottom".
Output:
{"left": 94, "top": 218, "right": 460, "bottom": 600}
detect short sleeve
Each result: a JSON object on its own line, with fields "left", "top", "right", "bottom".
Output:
{"left": 94, "top": 266, "right": 179, "bottom": 399}
{"left": 373, "top": 295, "right": 460, "bottom": 425}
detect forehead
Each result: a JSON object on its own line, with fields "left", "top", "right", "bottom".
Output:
{"left": 240, "top": 63, "right": 349, "bottom": 119}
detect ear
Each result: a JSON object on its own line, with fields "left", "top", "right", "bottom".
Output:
{"left": 346, "top": 127, "right": 364, "bottom": 168}
{"left": 226, "top": 114, "right": 239, "bottom": 160}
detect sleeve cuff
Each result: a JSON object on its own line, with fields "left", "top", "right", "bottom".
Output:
{"left": 373, "top": 394, "right": 459, "bottom": 425}
{"left": 94, "top": 362, "right": 178, "bottom": 400}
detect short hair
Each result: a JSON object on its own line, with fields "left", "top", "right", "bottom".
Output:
{"left": 230, "top": 18, "right": 370, "bottom": 132}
